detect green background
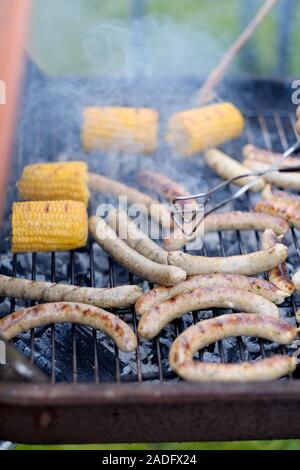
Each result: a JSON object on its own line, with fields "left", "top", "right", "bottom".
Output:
{"left": 28, "top": 0, "right": 300, "bottom": 77}
{"left": 18, "top": 0, "right": 300, "bottom": 451}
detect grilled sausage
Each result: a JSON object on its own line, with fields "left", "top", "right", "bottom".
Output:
{"left": 107, "top": 208, "right": 168, "bottom": 264}
{"left": 90, "top": 216, "right": 186, "bottom": 286}
{"left": 137, "top": 170, "right": 198, "bottom": 209}
{"left": 137, "top": 170, "right": 201, "bottom": 247}
{"left": 0, "top": 302, "right": 137, "bottom": 352}
{"left": 135, "top": 274, "right": 288, "bottom": 316}
{"left": 263, "top": 184, "right": 300, "bottom": 207}
{"left": 243, "top": 144, "right": 300, "bottom": 167}
{"left": 244, "top": 159, "right": 300, "bottom": 191}
{"left": 256, "top": 199, "right": 300, "bottom": 230}
{"left": 204, "top": 148, "right": 265, "bottom": 192}
{"left": 138, "top": 287, "right": 280, "bottom": 339}
{"left": 292, "top": 270, "right": 300, "bottom": 292}
{"left": 163, "top": 211, "right": 289, "bottom": 251}
{"left": 169, "top": 313, "right": 297, "bottom": 382}
{"left": 167, "top": 244, "right": 288, "bottom": 276}
{"left": 261, "top": 229, "right": 294, "bottom": 295}
{"left": 0, "top": 274, "right": 142, "bottom": 308}
{"left": 200, "top": 211, "right": 288, "bottom": 235}
{"left": 88, "top": 173, "right": 172, "bottom": 230}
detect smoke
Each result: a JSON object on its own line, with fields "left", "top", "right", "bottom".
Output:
{"left": 28, "top": 0, "right": 251, "bottom": 78}
{"left": 83, "top": 14, "right": 225, "bottom": 80}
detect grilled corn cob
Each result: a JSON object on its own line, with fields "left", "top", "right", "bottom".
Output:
{"left": 166, "top": 102, "right": 245, "bottom": 157}
{"left": 17, "top": 161, "right": 90, "bottom": 206}
{"left": 81, "top": 106, "right": 159, "bottom": 154}
{"left": 12, "top": 200, "right": 88, "bottom": 253}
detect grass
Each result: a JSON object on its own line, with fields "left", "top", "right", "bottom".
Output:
{"left": 15, "top": 440, "right": 300, "bottom": 451}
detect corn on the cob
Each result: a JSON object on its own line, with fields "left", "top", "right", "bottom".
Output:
{"left": 81, "top": 106, "right": 159, "bottom": 154}
{"left": 17, "top": 161, "right": 90, "bottom": 206}
{"left": 166, "top": 102, "right": 245, "bottom": 157}
{"left": 12, "top": 200, "right": 88, "bottom": 253}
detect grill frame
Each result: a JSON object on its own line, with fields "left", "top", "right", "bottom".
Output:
{"left": 1, "top": 69, "right": 300, "bottom": 443}
{"left": 2, "top": 381, "right": 300, "bottom": 443}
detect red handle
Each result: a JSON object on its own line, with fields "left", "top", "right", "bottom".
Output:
{"left": 0, "top": 0, "right": 31, "bottom": 221}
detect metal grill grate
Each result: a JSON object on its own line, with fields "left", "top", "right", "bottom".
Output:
{"left": 2, "top": 108, "right": 300, "bottom": 385}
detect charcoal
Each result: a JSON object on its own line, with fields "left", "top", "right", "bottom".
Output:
{"left": 13, "top": 324, "right": 127, "bottom": 383}
{"left": 0, "top": 71, "right": 298, "bottom": 383}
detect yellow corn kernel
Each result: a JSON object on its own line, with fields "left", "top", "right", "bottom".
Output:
{"left": 166, "top": 102, "right": 245, "bottom": 157}
{"left": 81, "top": 106, "right": 158, "bottom": 155}
{"left": 17, "top": 161, "right": 90, "bottom": 206}
{"left": 12, "top": 200, "right": 88, "bottom": 253}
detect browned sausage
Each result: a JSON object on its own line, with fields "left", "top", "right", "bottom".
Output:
{"left": 244, "top": 159, "right": 300, "bottom": 191}
{"left": 137, "top": 170, "right": 198, "bottom": 210}
{"left": 292, "top": 271, "right": 300, "bottom": 296}
{"left": 169, "top": 313, "right": 297, "bottom": 382}
{"left": 163, "top": 211, "right": 289, "bottom": 251}
{"left": 261, "top": 229, "right": 294, "bottom": 295}
{"left": 135, "top": 274, "right": 288, "bottom": 316}
{"left": 137, "top": 170, "right": 201, "bottom": 247}
{"left": 243, "top": 144, "right": 300, "bottom": 167}
{"left": 138, "top": 287, "right": 280, "bottom": 339}
{"left": 107, "top": 208, "right": 168, "bottom": 264}
{"left": 88, "top": 173, "right": 172, "bottom": 230}
{"left": 0, "top": 302, "right": 137, "bottom": 353}
{"left": 90, "top": 216, "right": 186, "bottom": 286}
{"left": 262, "top": 184, "right": 300, "bottom": 208}
{"left": 256, "top": 199, "right": 300, "bottom": 230}
{"left": 0, "top": 274, "right": 142, "bottom": 308}
{"left": 204, "top": 148, "right": 265, "bottom": 192}
{"left": 167, "top": 244, "right": 288, "bottom": 276}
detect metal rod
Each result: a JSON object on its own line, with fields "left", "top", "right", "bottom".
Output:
{"left": 197, "top": 0, "right": 279, "bottom": 104}
{"left": 89, "top": 240, "right": 100, "bottom": 384}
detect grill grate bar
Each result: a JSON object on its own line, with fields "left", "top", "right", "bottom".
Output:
{"left": 202, "top": 241, "right": 226, "bottom": 363}
{"left": 89, "top": 240, "right": 100, "bottom": 384}
{"left": 69, "top": 251, "right": 78, "bottom": 383}
{"left": 232, "top": 231, "right": 247, "bottom": 362}
{"left": 128, "top": 272, "right": 143, "bottom": 383}
{"left": 257, "top": 113, "right": 272, "bottom": 150}
{"left": 29, "top": 253, "right": 37, "bottom": 363}
{"left": 10, "top": 255, "right": 17, "bottom": 313}
{"left": 3, "top": 108, "right": 300, "bottom": 384}
{"left": 50, "top": 252, "right": 56, "bottom": 384}
{"left": 108, "top": 259, "right": 121, "bottom": 383}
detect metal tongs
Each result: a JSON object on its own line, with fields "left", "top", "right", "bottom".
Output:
{"left": 171, "top": 141, "right": 300, "bottom": 237}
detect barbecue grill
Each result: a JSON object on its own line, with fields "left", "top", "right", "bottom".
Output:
{"left": 2, "top": 1, "right": 300, "bottom": 444}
